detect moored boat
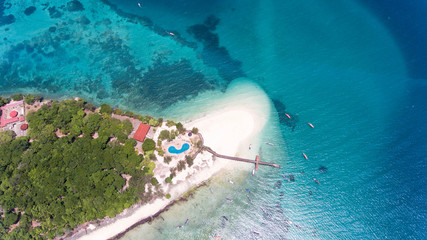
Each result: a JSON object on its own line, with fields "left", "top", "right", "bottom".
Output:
{"left": 302, "top": 153, "right": 308, "bottom": 160}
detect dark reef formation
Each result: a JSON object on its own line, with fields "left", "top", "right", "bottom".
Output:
{"left": 319, "top": 166, "right": 328, "bottom": 173}
{"left": 48, "top": 6, "right": 63, "bottom": 18}
{"left": 99, "top": 0, "right": 197, "bottom": 49}
{"left": 272, "top": 99, "right": 298, "bottom": 130}
{"left": 0, "top": 3, "right": 214, "bottom": 111}
{"left": 122, "top": 58, "right": 214, "bottom": 109}
{"left": 274, "top": 180, "right": 282, "bottom": 189}
{"left": 0, "top": 0, "right": 15, "bottom": 26}
{"left": 24, "top": 6, "right": 36, "bottom": 16}
{"left": 187, "top": 15, "right": 246, "bottom": 83}
{"left": 66, "top": 0, "right": 85, "bottom": 12}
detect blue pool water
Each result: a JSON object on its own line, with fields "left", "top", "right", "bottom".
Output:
{"left": 168, "top": 143, "right": 190, "bottom": 154}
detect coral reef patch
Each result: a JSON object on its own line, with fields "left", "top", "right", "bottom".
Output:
{"left": 187, "top": 15, "right": 246, "bottom": 83}
{"left": 24, "top": 6, "right": 36, "bottom": 16}
{"left": 272, "top": 99, "right": 298, "bottom": 130}
{"left": 0, "top": 0, "right": 15, "bottom": 26}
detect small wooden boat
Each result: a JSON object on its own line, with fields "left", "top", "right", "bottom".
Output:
{"left": 225, "top": 197, "right": 233, "bottom": 202}
{"left": 302, "top": 153, "right": 308, "bottom": 160}
{"left": 214, "top": 237, "right": 222, "bottom": 239}
{"left": 313, "top": 178, "right": 320, "bottom": 184}
{"left": 285, "top": 113, "right": 291, "bottom": 119}
{"left": 169, "top": 32, "right": 175, "bottom": 36}
{"left": 308, "top": 123, "right": 314, "bottom": 128}
{"left": 266, "top": 142, "right": 274, "bottom": 146}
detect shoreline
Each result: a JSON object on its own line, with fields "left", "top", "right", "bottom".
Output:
{"left": 73, "top": 80, "right": 272, "bottom": 240}
{"left": 109, "top": 179, "right": 209, "bottom": 240}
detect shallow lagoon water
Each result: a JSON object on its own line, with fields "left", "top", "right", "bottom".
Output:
{"left": 1, "top": 0, "right": 426, "bottom": 239}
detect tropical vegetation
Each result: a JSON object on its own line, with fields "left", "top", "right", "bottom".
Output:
{"left": 0, "top": 98, "right": 157, "bottom": 239}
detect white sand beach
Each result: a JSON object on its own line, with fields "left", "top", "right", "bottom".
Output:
{"left": 76, "top": 79, "right": 271, "bottom": 240}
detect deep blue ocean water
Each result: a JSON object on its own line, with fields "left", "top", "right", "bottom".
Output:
{"left": 1, "top": 0, "right": 426, "bottom": 239}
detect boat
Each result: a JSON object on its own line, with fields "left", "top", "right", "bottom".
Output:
{"left": 169, "top": 32, "right": 175, "bottom": 36}
{"left": 249, "top": 144, "right": 252, "bottom": 150}
{"left": 246, "top": 188, "right": 251, "bottom": 194}
{"left": 302, "top": 153, "right": 308, "bottom": 160}
{"left": 222, "top": 216, "right": 229, "bottom": 221}
{"left": 225, "top": 197, "right": 233, "bottom": 202}
{"left": 228, "top": 180, "right": 234, "bottom": 184}
{"left": 266, "top": 142, "right": 274, "bottom": 146}
{"left": 252, "top": 169, "right": 255, "bottom": 176}
{"left": 308, "top": 123, "right": 314, "bottom": 128}
{"left": 313, "top": 178, "right": 320, "bottom": 184}
{"left": 285, "top": 113, "right": 291, "bottom": 119}
{"left": 214, "top": 237, "right": 222, "bottom": 239}
{"left": 283, "top": 176, "right": 290, "bottom": 182}
{"left": 137, "top": 2, "right": 142, "bottom": 8}
{"left": 185, "top": 219, "right": 189, "bottom": 225}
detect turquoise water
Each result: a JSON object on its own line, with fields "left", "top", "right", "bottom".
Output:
{"left": 168, "top": 143, "right": 190, "bottom": 154}
{"left": 1, "top": 0, "right": 426, "bottom": 239}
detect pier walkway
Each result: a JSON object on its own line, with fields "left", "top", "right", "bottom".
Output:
{"left": 205, "top": 148, "right": 280, "bottom": 169}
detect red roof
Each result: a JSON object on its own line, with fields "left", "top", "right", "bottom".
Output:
{"left": 133, "top": 123, "right": 150, "bottom": 142}
{"left": 10, "top": 111, "right": 18, "bottom": 117}
{"left": 20, "top": 124, "right": 28, "bottom": 130}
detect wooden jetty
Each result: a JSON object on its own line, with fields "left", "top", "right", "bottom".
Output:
{"left": 205, "top": 148, "right": 280, "bottom": 169}
{"left": 255, "top": 155, "right": 259, "bottom": 171}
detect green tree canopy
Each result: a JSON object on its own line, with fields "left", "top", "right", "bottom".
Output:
{"left": 191, "top": 127, "right": 199, "bottom": 134}
{"left": 142, "top": 139, "right": 156, "bottom": 152}
{"left": 99, "top": 104, "right": 113, "bottom": 115}
{"left": 0, "top": 98, "right": 157, "bottom": 239}
{"left": 176, "top": 122, "right": 186, "bottom": 134}
{"left": 0, "top": 130, "right": 16, "bottom": 145}
{"left": 10, "top": 93, "right": 23, "bottom": 101}
{"left": 24, "top": 94, "right": 43, "bottom": 105}
{"left": 158, "top": 130, "right": 170, "bottom": 141}
{"left": 0, "top": 96, "right": 11, "bottom": 107}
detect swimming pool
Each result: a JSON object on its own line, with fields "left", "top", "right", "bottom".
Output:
{"left": 168, "top": 143, "right": 190, "bottom": 154}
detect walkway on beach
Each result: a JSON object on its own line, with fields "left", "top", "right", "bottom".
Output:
{"left": 205, "top": 148, "right": 280, "bottom": 169}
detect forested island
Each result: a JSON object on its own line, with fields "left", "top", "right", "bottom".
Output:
{"left": 0, "top": 94, "right": 198, "bottom": 239}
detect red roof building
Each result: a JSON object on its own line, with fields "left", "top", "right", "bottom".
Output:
{"left": 0, "top": 101, "right": 24, "bottom": 127}
{"left": 133, "top": 123, "right": 150, "bottom": 142}
{"left": 9, "top": 111, "right": 18, "bottom": 118}
{"left": 20, "top": 124, "right": 28, "bottom": 130}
